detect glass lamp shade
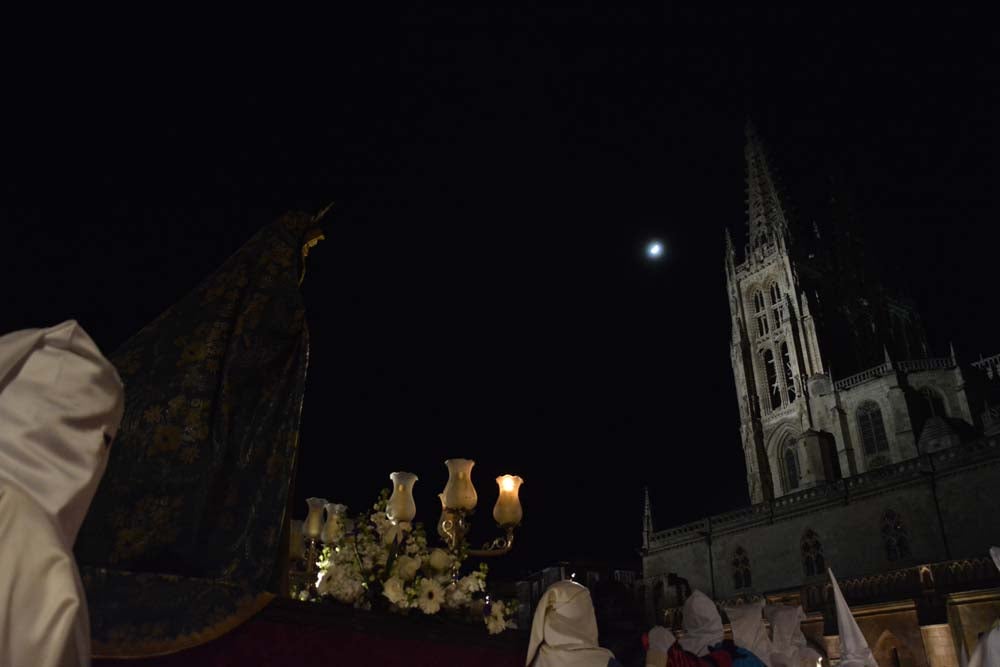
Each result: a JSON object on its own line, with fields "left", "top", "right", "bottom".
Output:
{"left": 303, "top": 497, "right": 328, "bottom": 540}
{"left": 321, "top": 503, "right": 348, "bottom": 544}
{"left": 442, "top": 458, "right": 477, "bottom": 511}
{"left": 492, "top": 475, "right": 523, "bottom": 527}
{"left": 386, "top": 472, "right": 418, "bottom": 523}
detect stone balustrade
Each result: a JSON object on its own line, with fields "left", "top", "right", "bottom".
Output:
{"left": 648, "top": 437, "right": 999, "bottom": 548}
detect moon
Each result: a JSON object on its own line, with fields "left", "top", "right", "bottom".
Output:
{"left": 646, "top": 240, "right": 664, "bottom": 259}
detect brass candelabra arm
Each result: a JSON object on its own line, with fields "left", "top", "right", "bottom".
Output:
{"left": 439, "top": 508, "right": 470, "bottom": 553}
{"left": 300, "top": 537, "right": 322, "bottom": 596}
{"left": 467, "top": 525, "right": 516, "bottom": 558}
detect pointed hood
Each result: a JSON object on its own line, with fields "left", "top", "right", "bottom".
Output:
{"left": 828, "top": 569, "right": 877, "bottom": 667}
{"left": 0, "top": 320, "right": 124, "bottom": 547}
{"left": 680, "top": 590, "right": 724, "bottom": 656}
{"left": 526, "top": 580, "right": 615, "bottom": 667}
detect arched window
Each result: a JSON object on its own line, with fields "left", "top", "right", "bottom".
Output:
{"left": 783, "top": 442, "right": 800, "bottom": 491}
{"left": 857, "top": 401, "right": 890, "bottom": 457}
{"left": 769, "top": 283, "right": 783, "bottom": 328}
{"left": 753, "top": 291, "right": 769, "bottom": 337}
{"left": 881, "top": 510, "right": 911, "bottom": 562}
{"left": 781, "top": 342, "right": 796, "bottom": 403}
{"left": 801, "top": 530, "right": 825, "bottom": 576}
{"left": 763, "top": 349, "right": 781, "bottom": 410}
{"left": 732, "top": 547, "right": 752, "bottom": 590}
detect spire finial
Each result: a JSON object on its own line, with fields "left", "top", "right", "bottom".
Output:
{"left": 949, "top": 341, "right": 957, "bottom": 365}
{"left": 883, "top": 344, "right": 893, "bottom": 367}
{"left": 642, "top": 486, "right": 653, "bottom": 552}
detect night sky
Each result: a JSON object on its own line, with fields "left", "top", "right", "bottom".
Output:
{"left": 3, "top": 9, "right": 998, "bottom": 579}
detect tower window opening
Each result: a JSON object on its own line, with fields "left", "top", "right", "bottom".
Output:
{"left": 753, "top": 291, "right": 769, "bottom": 337}
{"left": 764, "top": 349, "right": 781, "bottom": 410}
{"left": 782, "top": 342, "right": 796, "bottom": 403}
{"left": 770, "top": 283, "right": 784, "bottom": 328}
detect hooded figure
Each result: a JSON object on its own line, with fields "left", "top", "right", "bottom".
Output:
{"left": 725, "top": 601, "right": 772, "bottom": 667}
{"left": 644, "top": 592, "right": 765, "bottom": 667}
{"left": 765, "top": 604, "right": 809, "bottom": 667}
{"left": 0, "top": 320, "right": 125, "bottom": 667}
{"left": 680, "top": 590, "right": 725, "bottom": 657}
{"left": 526, "top": 580, "right": 620, "bottom": 667}
{"left": 828, "top": 569, "right": 877, "bottom": 667}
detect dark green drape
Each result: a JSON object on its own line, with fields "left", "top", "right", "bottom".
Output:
{"left": 75, "top": 212, "right": 323, "bottom": 657}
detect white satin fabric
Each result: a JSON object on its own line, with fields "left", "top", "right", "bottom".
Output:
{"left": 679, "top": 590, "right": 724, "bottom": 657}
{"left": 765, "top": 604, "right": 808, "bottom": 667}
{"left": 968, "top": 623, "right": 1000, "bottom": 667}
{"left": 644, "top": 626, "right": 676, "bottom": 667}
{"left": 725, "top": 600, "right": 772, "bottom": 667}
{"left": 526, "top": 580, "right": 616, "bottom": 667}
{"left": 827, "top": 569, "right": 877, "bottom": 667}
{"left": 0, "top": 321, "right": 124, "bottom": 667}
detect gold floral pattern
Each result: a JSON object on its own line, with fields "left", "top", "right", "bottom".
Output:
{"left": 74, "top": 213, "right": 320, "bottom": 656}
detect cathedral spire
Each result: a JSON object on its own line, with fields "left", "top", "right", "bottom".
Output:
{"left": 745, "top": 121, "right": 790, "bottom": 248}
{"left": 641, "top": 486, "right": 653, "bottom": 552}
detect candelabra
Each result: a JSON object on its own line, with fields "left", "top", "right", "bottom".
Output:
{"left": 296, "top": 459, "right": 524, "bottom": 579}
{"left": 436, "top": 460, "right": 524, "bottom": 558}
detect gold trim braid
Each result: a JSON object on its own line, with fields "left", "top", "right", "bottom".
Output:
{"left": 299, "top": 230, "right": 325, "bottom": 286}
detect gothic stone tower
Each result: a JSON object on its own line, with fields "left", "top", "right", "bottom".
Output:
{"left": 727, "top": 123, "right": 828, "bottom": 503}
{"left": 727, "top": 124, "right": 976, "bottom": 504}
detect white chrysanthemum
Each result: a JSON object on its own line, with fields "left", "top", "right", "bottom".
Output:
{"left": 445, "top": 583, "right": 470, "bottom": 609}
{"left": 486, "top": 600, "right": 507, "bottom": 635}
{"left": 458, "top": 573, "right": 485, "bottom": 594}
{"left": 417, "top": 577, "right": 445, "bottom": 614}
{"left": 382, "top": 576, "right": 406, "bottom": 605}
{"left": 317, "top": 566, "right": 365, "bottom": 604}
{"left": 395, "top": 555, "right": 420, "bottom": 581}
{"left": 428, "top": 548, "right": 452, "bottom": 572}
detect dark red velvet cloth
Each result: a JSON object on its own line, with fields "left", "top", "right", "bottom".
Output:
{"left": 94, "top": 600, "right": 527, "bottom": 667}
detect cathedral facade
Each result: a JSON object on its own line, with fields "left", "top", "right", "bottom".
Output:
{"left": 641, "top": 125, "right": 1000, "bottom": 667}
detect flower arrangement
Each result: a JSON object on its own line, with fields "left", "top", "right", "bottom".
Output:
{"left": 297, "top": 490, "right": 517, "bottom": 634}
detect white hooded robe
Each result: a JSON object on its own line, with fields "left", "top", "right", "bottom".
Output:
{"left": 0, "top": 321, "right": 124, "bottom": 667}
{"left": 526, "top": 580, "right": 617, "bottom": 667}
